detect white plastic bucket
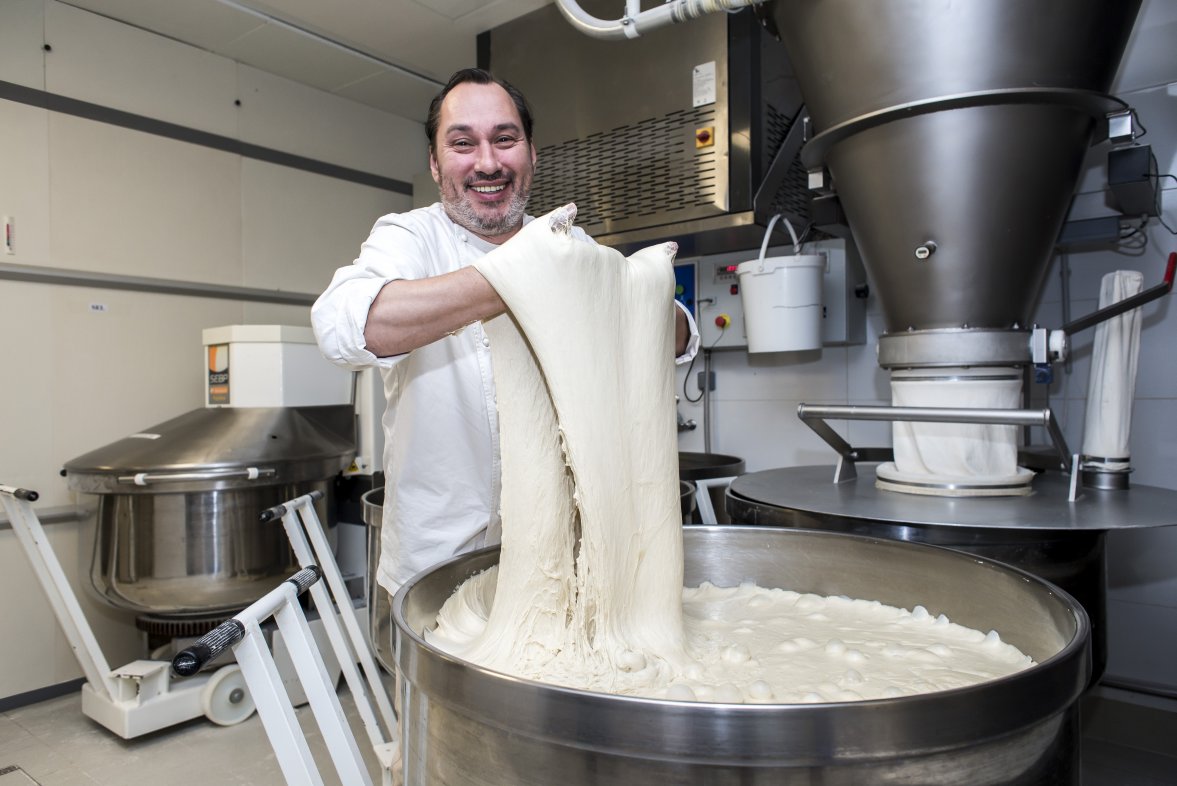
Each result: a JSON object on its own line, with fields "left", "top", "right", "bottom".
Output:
{"left": 736, "top": 253, "right": 825, "bottom": 353}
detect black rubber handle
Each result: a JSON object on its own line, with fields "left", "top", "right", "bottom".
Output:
{"left": 0, "top": 486, "right": 39, "bottom": 501}
{"left": 286, "top": 564, "right": 323, "bottom": 595}
{"left": 172, "top": 620, "right": 245, "bottom": 677}
{"left": 258, "top": 489, "right": 325, "bottom": 522}
{"left": 170, "top": 565, "right": 322, "bottom": 677}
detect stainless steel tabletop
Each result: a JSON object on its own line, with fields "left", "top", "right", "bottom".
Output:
{"left": 728, "top": 465, "right": 1177, "bottom": 531}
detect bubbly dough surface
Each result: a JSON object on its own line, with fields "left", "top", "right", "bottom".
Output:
{"left": 428, "top": 206, "right": 1034, "bottom": 702}
{"left": 432, "top": 572, "right": 1034, "bottom": 702}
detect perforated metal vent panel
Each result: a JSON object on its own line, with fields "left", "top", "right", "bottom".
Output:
{"left": 529, "top": 106, "right": 722, "bottom": 235}
{"left": 763, "top": 101, "right": 813, "bottom": 224}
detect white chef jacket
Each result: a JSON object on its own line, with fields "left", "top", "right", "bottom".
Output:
{"left": 312, "top": 203, "right": 700, "bottom": 595}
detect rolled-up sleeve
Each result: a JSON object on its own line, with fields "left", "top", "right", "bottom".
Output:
{"left": 311, "top": 271, "right": 394, "bottom": 369}
{"left": 312, "top": 217, "right": 431, "bottom": 370}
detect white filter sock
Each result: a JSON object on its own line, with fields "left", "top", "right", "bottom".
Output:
{"left": 890, "top": 367, "right": 1022, "bottom": 479}
{"left": 1081, "top": 270, "right": 1144, "bottom": 471}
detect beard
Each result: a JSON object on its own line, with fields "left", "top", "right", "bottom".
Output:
{"left": 440, "top": 171, "right": 531, "bottom": 239}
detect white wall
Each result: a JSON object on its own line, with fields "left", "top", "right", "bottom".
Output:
{"left": 677, "top": 2, "right": 1177, "bottom": 692}
{"left": 0, "top": 0, "right": 422, "bottom": 700}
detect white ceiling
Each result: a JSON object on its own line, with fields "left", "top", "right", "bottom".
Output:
{"left": 58, "top": 0, "right": 553, "bottom": 122}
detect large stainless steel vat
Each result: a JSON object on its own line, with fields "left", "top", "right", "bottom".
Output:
{"left": 64, "top": 405, "right": 353, "bottom": 617}
{"left": 393, "top": 527, "right": 1089, "bottom": 785}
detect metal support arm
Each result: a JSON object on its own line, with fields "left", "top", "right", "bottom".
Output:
{"left": 797, "top": 404, "right": 1072, "bottom": 483}
{"left": 1062, "top": 251, "right": 1175, "bottom": 335}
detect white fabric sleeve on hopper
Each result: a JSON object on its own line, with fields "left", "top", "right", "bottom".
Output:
{"left": 1081, "top": 270, "right": 1143, "bottom": 469}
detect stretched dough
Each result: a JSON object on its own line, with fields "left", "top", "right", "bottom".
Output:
{"left": 431, "top": 205, "right": 688, "bottom": 688}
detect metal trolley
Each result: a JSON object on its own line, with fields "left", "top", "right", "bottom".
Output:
{"left": 1, "top": 484, "right": 254, "bottom": 736}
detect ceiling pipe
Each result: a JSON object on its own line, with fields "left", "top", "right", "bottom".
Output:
{"left": 554, "top": 0, "right": 762, "bottom": 40}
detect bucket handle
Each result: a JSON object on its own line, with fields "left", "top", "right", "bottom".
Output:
{"left": 753, "top": 214, "right": 827, "bottom": 274}
{"left": 757, "top": 213, "right": 802, "bottom": 268}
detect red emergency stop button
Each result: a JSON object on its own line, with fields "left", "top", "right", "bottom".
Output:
{"left": 714, "top": 314, "right": 731, "bottom": 329}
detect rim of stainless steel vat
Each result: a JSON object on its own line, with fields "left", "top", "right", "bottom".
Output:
{"left": 392, "top": 526, "right": 1090, "bottom": 765}
{"left": 62, "top": 405, "right": 354, "bottom": 495}
{"left": 727, "top": 466, "right": 1177, "bottom": 531}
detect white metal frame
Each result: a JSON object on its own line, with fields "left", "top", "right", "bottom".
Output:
{"left": 693, "top": 476, "right": 736, "bottom": 525}
{"left": 0, "top": 484, "right": 238, "bottom": 738}
{"left": 215, "top": 568, "right": 374, "bottom": 786}
{"left": 214, "top": 492, "right": 398, "bottom": 785}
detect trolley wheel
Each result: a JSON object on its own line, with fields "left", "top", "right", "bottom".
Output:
{"left": 201, "top": 665, "right": 255, "bottom": 726}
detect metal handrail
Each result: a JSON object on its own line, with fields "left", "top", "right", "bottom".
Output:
{"left": 116, "top": 467, "right": 277, "bottom": 485}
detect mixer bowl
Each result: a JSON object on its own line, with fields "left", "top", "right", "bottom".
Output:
{"left": 393, "top": 526, "right": 1090, "bottom": 785}
{"left": 87, "top": 482, "right": 327, "bottom": 616}
{"left": 64, "top": 405, "right": 352, "bottom": 617}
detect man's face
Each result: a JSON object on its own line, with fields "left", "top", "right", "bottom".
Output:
{"left": 430, "top": 82, "right": 537, "bottom": 244}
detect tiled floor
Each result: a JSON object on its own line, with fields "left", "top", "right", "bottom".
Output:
{"left": 0, "top": 685, "right": 382, "bottom": 786}
{"left": 1, "top": 684, "right": 1174, "bottom": 784}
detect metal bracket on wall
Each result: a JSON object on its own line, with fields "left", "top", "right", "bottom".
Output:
{"left": 752, "top": 104, "right": 811, "bottom": 229}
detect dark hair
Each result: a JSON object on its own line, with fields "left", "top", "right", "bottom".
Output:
{"left": 425, "top": 68, "right": 534, "bottom": 153}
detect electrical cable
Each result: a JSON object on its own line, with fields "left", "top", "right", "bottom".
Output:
{"left": 1119, "top": 215, "right": 1150, "bottom": 250}
{"left": 1131, "top": 108, "right": 1148, "bottom": 139}
{"left": 1119, "top": 230, "right": 1149, "bottom": 256}
{"left": 681, "top": 347, "right": 704, "bottom": 403}
{"left": 1145, "top": 155, "right": 1177, "bottom": 235}
{"left": 1119, "top": 218, "right": 1146, "bottom": 239}
{"left": 1157, "top": 210, "right": 1176, "bottom": 235}
{"left": 681, "top": 328, "right": 730, "bottom": 404}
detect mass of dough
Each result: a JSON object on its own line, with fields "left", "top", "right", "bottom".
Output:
{"left": 428, "top": 204, "right": 1033, "bottom": 702}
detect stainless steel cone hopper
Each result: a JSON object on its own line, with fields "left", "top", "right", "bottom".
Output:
{"left": 774, "top": 0, "right": 1140, "bottom": 369}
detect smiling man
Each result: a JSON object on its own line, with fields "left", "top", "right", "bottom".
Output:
{"left": 312, "top": 68, "right": 698, "bottom": 600}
